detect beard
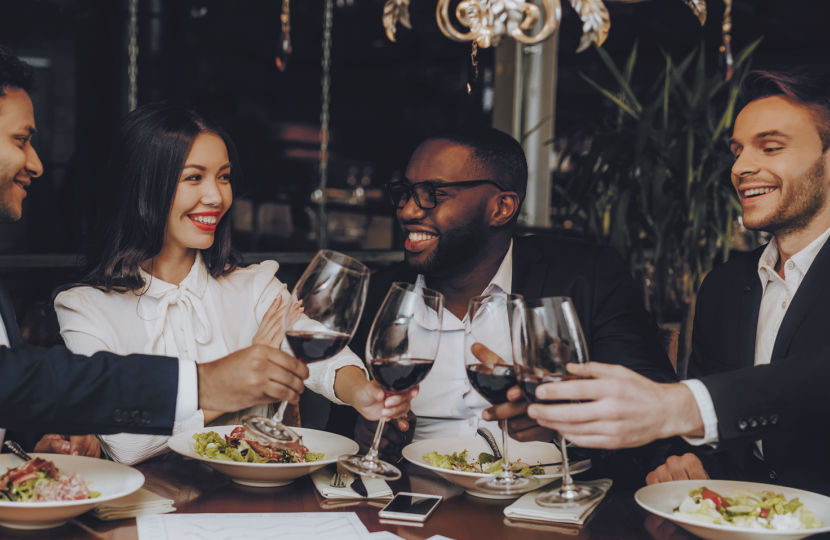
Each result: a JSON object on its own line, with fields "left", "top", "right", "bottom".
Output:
{"left": 404, "top": 203, "right": 489, "bottom": 276}
{"left": 0, "top": 169, "right": 23, "bottom": 223}
{"left": 744, "top": 155, "right": 827, "bottom": 236}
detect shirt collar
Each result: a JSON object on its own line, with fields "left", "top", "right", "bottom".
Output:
{"left": 139, "top": 251, "right": 209, "bottom": 299}
{"left": 414, "top": 240, "right": 513, "bottom": 329}
{"left": 757, "top": 225, "right": 830, "bottom": 289}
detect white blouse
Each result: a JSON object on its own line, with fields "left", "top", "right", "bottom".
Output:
{"left": 54, "top": 253, "right": 367, "bottom": 465}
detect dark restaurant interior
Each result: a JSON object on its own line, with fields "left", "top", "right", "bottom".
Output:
{"left": 1, "top": 0, "right": 829, "bottom": 427}
{"left": 3, "top": 0, "right": 830, "bottom": 537}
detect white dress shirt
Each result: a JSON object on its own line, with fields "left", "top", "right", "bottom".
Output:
{"left": 683, "top": 225, "right": 830, "bottom": 448}
{"left": 55, "top": 253, "right": 366, "bottom": 465}
{"left": 411, "top": 241, "right": 513, "bottom": 441}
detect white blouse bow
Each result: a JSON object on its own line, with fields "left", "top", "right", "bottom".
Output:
{"left": 139, "top": 253, "right": 212, "bottom": 358}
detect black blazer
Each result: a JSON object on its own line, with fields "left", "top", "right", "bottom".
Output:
{"left": 0, "top": 279, "right": 178, "bottom": 446}
{"left": 327, "top": 234, "right": 678, "bottom": 485}
{"left": 688, "top": 239, "right": 830, "bottom": 495}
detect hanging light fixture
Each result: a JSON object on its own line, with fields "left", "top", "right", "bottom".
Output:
{"left": 275, "top": 0, "right": 292, "bottom": 71}
{"left": 435, "top": 0, "right": 562, "bottom": 48}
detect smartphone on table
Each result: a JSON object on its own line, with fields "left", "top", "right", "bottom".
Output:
{"left": 378, "top": 492, "right": 442, "bottom": 522}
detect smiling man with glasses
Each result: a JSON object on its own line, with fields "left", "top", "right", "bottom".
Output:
{"left": 327, "top": 125, "right": 678, "bottom": 489}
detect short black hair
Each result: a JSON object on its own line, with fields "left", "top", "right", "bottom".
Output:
{"left": 740, "top": 68, "right": 830, "bottom": 152}
{"left": 426, "top": 125, "right": 528, "bottom": 203}
{"left": 0, "top": 45, "right": 36, "bottom": 97}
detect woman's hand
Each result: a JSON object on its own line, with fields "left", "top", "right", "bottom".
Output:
{"left": 351, "top": 379, "right": 418, "bottom": 422}
{"left": 34, "top": 434, "right": 101, "bottom": 458}
{"left": 252, "top": 294, "right": 303, "bottom": 348}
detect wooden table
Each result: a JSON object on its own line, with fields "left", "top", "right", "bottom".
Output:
{"left": 3, "top": 460, "right": 826, "bottom": 540}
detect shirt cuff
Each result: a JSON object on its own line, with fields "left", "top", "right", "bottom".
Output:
{"left": 680, "top": 379, "right": 719, "bottom": 446}
{"left": 175, "top": 359, "right": 199, "bottom": 422}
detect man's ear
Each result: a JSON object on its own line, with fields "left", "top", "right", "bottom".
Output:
{"left": 490, "top": 193, "right": 521, "bottom": 227}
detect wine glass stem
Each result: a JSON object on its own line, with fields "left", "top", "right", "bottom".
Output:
{"left": 499, "top": 419, "right": 511, "bottom": 478}
{"left": 365, "top": 416, "right": 387, "bottom": 463}
{"left": 559, "top": 432, "right": 574, "bottom": 490}
{"left": 272, "top": 401, "right": 288, "bottom": 424}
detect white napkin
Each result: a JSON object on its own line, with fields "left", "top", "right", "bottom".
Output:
{"left": 91, "top": 488, "right": 176, "bottom": 521}
{"left": 503, "top": 479, "right": 612, "bottom": 525}
{"left": 311, "top": 467, "right": 394, "bottom": 499}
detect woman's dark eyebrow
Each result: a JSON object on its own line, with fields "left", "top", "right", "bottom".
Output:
{"left": 182, "top": 163, "right": 231, "bottom": 171}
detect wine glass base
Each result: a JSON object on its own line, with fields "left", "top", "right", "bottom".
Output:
{"left": 535, "top": 483, "right": 603, "bottom": 507}
{"left": 473, "top": 474, "right": 540, "bottom": 495}
{"left": 338, "top": 454, "right": 402, "bottom": 481}
{"left": 241, "top": 415, "right": 303, "bottom": 449}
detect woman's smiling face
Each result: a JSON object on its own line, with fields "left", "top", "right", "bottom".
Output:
{"left": 165, "top": 132, "right": 232, "bottom": 252}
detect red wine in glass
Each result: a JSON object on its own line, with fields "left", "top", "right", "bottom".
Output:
{"left": 517, "top": 373, "right": 579, "bottom": 405}
{"left": 285, "top": 330, "right": 351, "bottom": 364}
{"left": 466, "top": 364, "right": 516, "bottom": 405}
{"left": 369, "top": 359, "right": 434, "bottom": 393}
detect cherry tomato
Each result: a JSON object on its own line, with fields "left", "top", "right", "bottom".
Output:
{"left": 701, "top": 489, "right": 731, "bottom": 510}
{"left": 759, "top": 508, "right": 770, "bottom": 519}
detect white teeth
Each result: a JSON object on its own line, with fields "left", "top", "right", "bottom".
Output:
{"left": 408, "top": 232, "right": 436, "bottom": 242}
{"left": 744, "top": 187, "right": 776, "bottom": 197}
{"left": 190, "top": 215, "right": 218, "bottom": 225}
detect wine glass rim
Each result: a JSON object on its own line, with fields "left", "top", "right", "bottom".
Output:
{"left": 316, "top": 250, "right": 370, "bottom": 276}
{"left": 391, "top": 281, "right": 445, "bottom": 300}
{"left": 523, "top": 296, "right": 574, "bottom": 307}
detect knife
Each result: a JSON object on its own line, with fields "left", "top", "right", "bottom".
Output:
{"left": 350, "top": 472, "right": 369, "bottom": 498}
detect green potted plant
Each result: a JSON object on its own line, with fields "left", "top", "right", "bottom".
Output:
{"left": 554, "top": 38, "right": 762, "bottom": 374}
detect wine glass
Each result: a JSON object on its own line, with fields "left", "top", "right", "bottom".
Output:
{"left": 243, "top": 250, "right": 370, "bottom": 448}
{"left": 339, "top": 282, "right": 444, "bottom": 480}
{"left": 517, "top": 296, "right": 603, "bottom": 507}
{"left": 465, "top": 293, "right": 539, "bottom": 495}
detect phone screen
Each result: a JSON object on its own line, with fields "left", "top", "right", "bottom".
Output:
{"left": 382, "top": 494, "right": 441, "bottom": 516}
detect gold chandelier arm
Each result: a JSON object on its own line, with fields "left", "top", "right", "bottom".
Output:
{"left": 436, "top": 0, "right": 477, "bottom": 41}
{"left": 511, "top": 0, "right": 562, "bottom": 45}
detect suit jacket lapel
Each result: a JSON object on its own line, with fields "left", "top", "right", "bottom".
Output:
{"left": 770, "top": 238, "right": 830, "bottom": 362}
{"left": 0, "top": 277, "right": 22, "bottom": 347}
{"left": 511, "top": 236, "right": 548, "bottom": 298}
{"left": 738, "top": 248, "right": 764, "bottom": 369}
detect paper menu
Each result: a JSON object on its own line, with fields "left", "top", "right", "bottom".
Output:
{"left": 137, "top": 513, "right": 373, "bottom": 540}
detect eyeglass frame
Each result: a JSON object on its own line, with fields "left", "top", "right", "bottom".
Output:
{"left": 386, "top": 179, "right": 512, "bottom": 210}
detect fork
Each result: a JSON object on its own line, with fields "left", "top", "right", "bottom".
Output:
{"left": 3, "top": 440, "right": 32, "bottom": 462}
{"left": 330, "top": 472, "right": 346, "bottom": 488}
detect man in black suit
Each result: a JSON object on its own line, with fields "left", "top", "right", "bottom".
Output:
{"left": 328, "top": 126, "right": 677, "bottom": 485}
{"left": 520, "top": 69, "right": 830, "bottom": 496}
{"left": 0, "top": 46, "right": 310, "bottom": 451}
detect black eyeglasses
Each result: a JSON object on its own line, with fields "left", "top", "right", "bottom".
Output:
{"left": 386, "top": 179, "right": 510, "bottom": 210}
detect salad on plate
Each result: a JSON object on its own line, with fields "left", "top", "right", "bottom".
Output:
{"left": 674, "top": 486, "right": 822, "bottom": 531}
{"left": 0, "top": 458, "right": 100, "bottom": 502}
{"left": 422, "top": 450, "right": 544, "bottom": 476}
{"left": 193, "top": 427, "right": 325, "bottom": 464}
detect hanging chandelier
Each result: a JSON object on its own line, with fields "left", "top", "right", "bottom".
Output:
{"left": 384, "top": 0, "right": 709, "bottom": 52}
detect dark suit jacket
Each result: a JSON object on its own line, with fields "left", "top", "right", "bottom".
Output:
{"left": 0, "top": 279, "right": 178, "bottom": 447}
{"left": 328, "top": 234, "right": 678, "bottom": 486}
{"left": 688, "top": 239, "right": 830, "bottom": 495}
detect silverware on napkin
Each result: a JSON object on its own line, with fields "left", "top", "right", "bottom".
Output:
{"left": 325, "top": 463, "right": 368, "bottom": 497}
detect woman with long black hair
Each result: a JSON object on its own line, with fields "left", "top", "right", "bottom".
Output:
{"left": 54, "top": 103, "right": 413, "bottom": 465}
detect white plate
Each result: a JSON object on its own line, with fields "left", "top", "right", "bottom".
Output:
{"left": 168, "top": 425, "right": 358, "bottom": 487}
{"left": 402, "top": 436, "right": 591, "bottom": 499}
{"left": 0, "top": 453, "right": 144, "bottom": 530}
{"left": 635, "top": 479, "right": 830, "bottom": 540}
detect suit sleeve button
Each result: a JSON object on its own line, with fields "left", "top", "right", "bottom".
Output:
{"left": 749, "top": 417, "right": 758, "bottom": 429}
{"left": 770, "top": 414, "right": 779, "bottom": 425}
{"left": 113, "top": 409, "right": 123, "bottom": 422}
{"left": 131, "top": 410, "right": 142, "bottom": 424}
{"left": 759, "top": 416, "right": 768, "bottom": 427}
{"left": 769, "top": 470, "right": 777, "bottom": 480}
{"left": 142, "top": 411, "right": 154, "bottom": 424}
{"left": 737, "top": 418, "right": 748, "bottom": 430}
